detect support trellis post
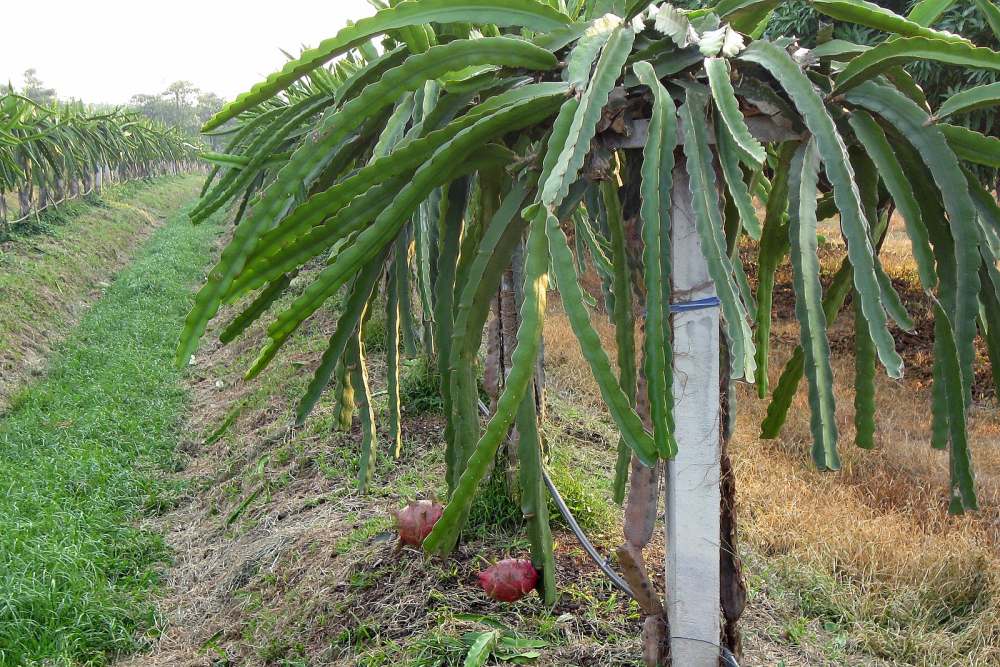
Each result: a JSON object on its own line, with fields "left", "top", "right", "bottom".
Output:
{"left": 666, "top": 167, "right": 722, "bottom": 666}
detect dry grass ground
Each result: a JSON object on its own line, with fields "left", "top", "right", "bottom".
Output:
{"left": 732, "top": 344, "right": 1000, "bottom": 660}
{"left": 531, "top": 211, "right": 999, "bottom": 665}
{"left": 730, "top": 215, "right": 1000, "bottom": 665}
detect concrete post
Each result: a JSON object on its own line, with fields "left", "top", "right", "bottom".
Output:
{"left": 666, "top": 167, "right": 722, "bottom": 666}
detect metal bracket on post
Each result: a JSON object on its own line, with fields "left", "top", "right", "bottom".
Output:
{"left": 667, "top": 168, "right": 723, "bottom": 666}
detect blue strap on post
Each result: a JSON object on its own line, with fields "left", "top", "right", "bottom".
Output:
{"left": 643, "top": 296, "right": 722, "bottom": 319}
{"left": 669, "top": 296, "right": 722, "bottom": 313}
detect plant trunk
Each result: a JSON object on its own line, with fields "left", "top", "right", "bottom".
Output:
{"left": 16, "top": 155, "right": 32, "bottom": 217}
{"left": 38, "top": 181, "right": 50, "bottom": 211}
{"left": 484, "top": 243, "right": 536, "bottom": 497}
{"left": 481, "top": 232, "right": 554, "bottom": 601}
{"left": 609, "top": 169, "right": 669, "bottom": 665}
{"left": 18, "top": 185, "right": 31, "bottom": 218}
{"left": 719, "top": 339, "right": 746, "bottom": 661}
{"left": 484, "top": 294, "right": 503, "bottom": 410}
{"left": 1, "top": 190, "right": 8, "bottom": 238}
{"left": 500, "top": 261, "right": 520, "bottom": 491}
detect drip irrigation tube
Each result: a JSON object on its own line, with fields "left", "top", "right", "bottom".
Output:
{"left": 541, "top": 467, "right": 635, "bottom": 599}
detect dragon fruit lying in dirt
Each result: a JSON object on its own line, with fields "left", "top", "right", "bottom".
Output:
{"left": 393, "top": 499, "right": 444, "bottom": 546}
{"left": 477, "top": 558, "right": 539, "bottom": 602}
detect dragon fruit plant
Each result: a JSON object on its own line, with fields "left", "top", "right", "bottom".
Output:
{"left": 179, "top": 0, "right": 1000, "bottom": 663}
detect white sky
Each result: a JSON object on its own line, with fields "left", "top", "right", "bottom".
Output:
{"left": 2, "top": 0, "right": 374, "bottom": 105}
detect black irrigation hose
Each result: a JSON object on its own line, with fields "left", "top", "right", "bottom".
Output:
{"left": 475, "top": 399, "right": 632, "bottom": 594}
{"left": 541, "top": 468, "right": 634, "bottom": 599}
{"left": 669, "top": 637, "right": 741, "bottom": 667}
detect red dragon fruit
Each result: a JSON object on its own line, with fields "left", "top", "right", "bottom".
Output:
{"left": 393, "top": 499, "right": 444, "bottom": 547}
{"left": 477, "top": 558, "right": 539, "bottom": 602}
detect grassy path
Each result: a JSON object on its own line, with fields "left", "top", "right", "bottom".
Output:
{"left": 0, "top": 177, "right": 205, "bottom": 408}
{"left": 0, "top": 184, "right": 224, "bottom": 666}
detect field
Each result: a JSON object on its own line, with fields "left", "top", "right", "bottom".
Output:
{"left": 4, "top": 2, "right": 1000, "bottom": 666}
{"left": 188, "top": 253, "right": 995, "bottom": 665}
{"left": 115, "top": 259, "right": 992, "bottom": 667}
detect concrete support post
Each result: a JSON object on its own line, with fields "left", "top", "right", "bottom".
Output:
{"left": 666, "top": 167, "right": 722, "bottom": 666}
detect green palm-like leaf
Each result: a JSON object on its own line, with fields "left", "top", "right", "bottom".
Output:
{"left": 714, "top": 0, "right": 780, "bottom": 33}
{"left": 225, "top": 87, "right": 568, "bottom": 301}
{"left": 191, "top": 95, "right": 331, "bottom": 223}
{"left": 834, "top": 37, "right": 1000, "bottom": 94}
{"left": 845, "top": 81, "right": 981, "bottom": 404}
{"left": 906, "top": 0, "right": 959, "bottom": 26}
{"left": 634, "top": 60, "right": 678, "bottom": 459}
{"left": 705, "top": 57, "right": 765, "bottom": 167}
{"left": 853, "top": 296, "right": 877, "bottom": 450}
{"left": 812, "top": 0, "right": 971, "bottom": 44}
{"left": 296, "top": 249, "right": 387, "bottom": 424}
{"left": 847, "top": 110, "right": 937, "bottom": 290}
{"left": 939, "top": 123, "right": 1000, "bottom": 169}
{"left": 753, "top": 142, "right": 796, "bottom": 399}
{"left": 973, "top": 0, "right": 1000, "bottom": 40}
{"left": 546, "top": 204, "right": 658, "bottom": 466}
{"left": 202, "top": 0, "right": 571, "bottom": 130}
{"left": 680, "top": 88, "right": 756, "bottom": 383}
{"left": 787, "top": 140, "right": 840, "bottom": 471}
{"left": 424, "top": 209, "right": 550, "bottom": 557}
{"left": 177, "top": 38, "right": 559, "bottom": 366}
{"left": 980, "top": 263, "right": 1000, "bottom": 399}
{"left": 604, "top": 176, "right": 640, "bottom": 495}
{"left": 541, "top": 25, "right": 634, "bottom": 209}
{"left": 934, "top": 82, "right": 1000, "bottom": 121}
{"left": 931, "top": 299, "right": 978, "bottom": 514}
{"left": 760, "top": 261, "right": 854, "bottom": 439}
{"left": 219, "top": 273, "right": 294, "bottom": 344}
{"left": 716, "top": 122, "right": 763, "bottom": 241}
{"left": 447, "top": 180, "right": 532, "bottom": 490}
{"left": 246, "top": 97, "right": 562, "bottom": 378}
{"left": 740, "top": 41, "right": 903, "bottom": 379}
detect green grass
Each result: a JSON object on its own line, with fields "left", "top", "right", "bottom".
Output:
{"left": 0, "top": 183, "right": 225, "bottom": 666}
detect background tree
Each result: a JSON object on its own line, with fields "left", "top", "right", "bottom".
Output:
{"left": 21, "top": 69, "right": 57, "bottom": 106}
{"left": 163, "top": 80, "right": 199, "bottom": 111}
{"left": 195, "top": 92, "right": 226, "bottom": 127}
{"left": 129, "top": 82, "right": 226, "bottom": 144}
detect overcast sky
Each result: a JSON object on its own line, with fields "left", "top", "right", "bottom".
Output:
{"left": 3, "top": 0, "right": 373, "bottom": 105}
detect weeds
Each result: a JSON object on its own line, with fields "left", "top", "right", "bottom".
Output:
{"left": 399, "top": 355, "right": 443, "bottom": 414}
